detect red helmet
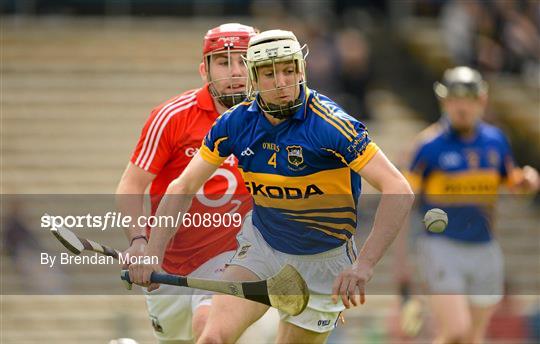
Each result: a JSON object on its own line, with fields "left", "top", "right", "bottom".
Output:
{"left": 203, "top": 23, "right": 257, "bottom": 56}
{"left": 202, "top": 23, "right": 257, "bottom": 109}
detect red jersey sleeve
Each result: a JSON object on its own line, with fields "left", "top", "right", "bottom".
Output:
{"left": 131, "top": 92, "right": 197, "bottom": 174}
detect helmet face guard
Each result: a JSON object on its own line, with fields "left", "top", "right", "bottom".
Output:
{"left": 205, "top": 49, "right": 249, "bottom": 108}
{"left": 202, "top": 23, "right": 257, "bottom": 108}
{"left": 244, "top": 30, "right": 309, "bottom": 119}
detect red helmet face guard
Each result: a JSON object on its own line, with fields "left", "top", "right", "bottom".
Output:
{"left": 203, "top": 23, "right": 257, "bottom": 108}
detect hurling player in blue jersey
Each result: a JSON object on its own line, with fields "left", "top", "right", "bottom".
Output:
{"left": 128, "top": 29, "right": 414, "bottom": 343}
{"left": 395, "top": 66, "right": 539, "bottom": 344}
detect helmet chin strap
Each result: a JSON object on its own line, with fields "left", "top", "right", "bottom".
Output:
{"left": 258, "top": 82, "right": 306, "bottom": 120}
{"left": 218, "top": 94, "right": 247, "bottom": 108}
{"left": 209, "top": 84, "right": 247, "bottom": 109}
{"left": 260, "top": 97, "right": 303, "bottom": 119}
{"left": 211, "top": 88, "right": 247, "bottom": 108}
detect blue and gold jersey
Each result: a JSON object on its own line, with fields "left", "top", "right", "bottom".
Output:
{"left": 407, "top": 119, "right": 514, "bottom": 242}
{"left": 200, "top": 88, "right": 379, "bottom": 254}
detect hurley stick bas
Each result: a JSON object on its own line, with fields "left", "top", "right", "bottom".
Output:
{"left": 121, "top": 264, "right": 310, "bottom": 316}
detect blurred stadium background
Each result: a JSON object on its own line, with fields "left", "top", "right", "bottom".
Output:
{"left": 1, "top": 0, "right": 539, "bottom": 343}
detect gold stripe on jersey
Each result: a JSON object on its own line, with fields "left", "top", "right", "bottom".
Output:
{"left": 423, "top": 170, "right": 501, "bottom": 205}
{"left": 309, "top": 104, "right": 354, "bottom": 142}
{"left": 348, "top": 142, "right": 379, "bottom": 172}
{"left": 306, "top": 225, "right": 349, "bottom": 241}
{"left": 200, "top": 137, "right": 228, "bottom": 166}
{"left": 290, "top": 217, "right": 355, "bottom": 234}
{"left": 321, "top": 148, "right": 348, "bottom": 165}
{"left": 312, "top": 96, "right": 359, "bottom": 138}
{"left": 240, "top": 167, "right": 355, "bottom": 211}
{"left": 342, "top": 119, "right": 358, "bottom": 136}
{"left": 250, "top": 195, "right": 353, "bottom": 211}
{"left": 424, "top": 170, "right": 501, "bottom": 195}
{"left": 282, "top": 210, "right": 357, "bottom": 222}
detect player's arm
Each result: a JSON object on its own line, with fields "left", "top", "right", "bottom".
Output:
{"left": 116, "top": 106, "right": 178, "bottom": 266}
{"left": 115, "top": 163, "right": 156, "bottom": 268}
{"left": 392, "top": 125, "right": 437, "bottom": 287}
{"left": 392, "top": 144, "right": 424, "bottom": 286}
{"left": 128, "top": 153, "right": 220, "bottom": 290}
{"left": 358, "top": 150, "right": 415, "bottom": 267}
{"left": 116, "top": 163, "right": 155, "bottom": 244}
{"left": 333, "top": 150, "right": 414, "bottom": 308}
{"left": 389, "top": 144, "right": 426, "bottom": 337}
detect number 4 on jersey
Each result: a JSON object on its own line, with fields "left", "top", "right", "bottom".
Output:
{"left": 224, "top": 155, "right": 236, "bottom": 167}
{"left": 268, "top": 152, "right": 277, "bottom": 168}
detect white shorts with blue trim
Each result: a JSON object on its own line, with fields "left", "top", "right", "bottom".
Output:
{"left": 229, "top": 212, "right": 357, "bottom": 333}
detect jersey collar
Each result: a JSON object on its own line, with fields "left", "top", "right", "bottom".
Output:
{"left": 196, "top": 84, "right": 217, "bottom": 112}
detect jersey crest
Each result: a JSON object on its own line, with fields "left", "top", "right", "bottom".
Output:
{"left": 287, "top": 145, "right": 304, "bottom": 167}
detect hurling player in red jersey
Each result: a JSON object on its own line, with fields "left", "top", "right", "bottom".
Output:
{"left": 116, "top": 23, "right": 257, "bottom": 343}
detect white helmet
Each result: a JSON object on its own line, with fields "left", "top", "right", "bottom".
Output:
{"left": 434, "top": 66, "right": 488, "bottom": 99}
{"left": 244, "top": 30, "right": 309, "bottom": 119}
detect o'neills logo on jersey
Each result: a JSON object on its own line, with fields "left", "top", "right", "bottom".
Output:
{"left": 245, "top": 182, "right": 323, "bottom": 199}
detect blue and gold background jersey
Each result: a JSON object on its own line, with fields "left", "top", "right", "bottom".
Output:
{"left": 407, "top": 119, "right": 514, "bottom": 243}
{"left": 200, "top": 88, "right": 379, "bottom": 255}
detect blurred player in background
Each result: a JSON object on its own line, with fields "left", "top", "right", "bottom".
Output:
{"left": 396, "top": 66, "right": 539, "bottom": 344}
{"left": 128, "top": 29, "right": 414, "bottom": 343}
{"left": 116, "top": 23, "right": 257, "bottom": 343}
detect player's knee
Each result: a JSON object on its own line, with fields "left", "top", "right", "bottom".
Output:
{"left": 443, "top": 321, "right": 470, "bottom": 343}
{"left": 465, "top": 326, "right": 489, "bottom": 344}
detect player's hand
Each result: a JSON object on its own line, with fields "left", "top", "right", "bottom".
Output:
{"left": 332, "top": 260, "right": 373, "bottom": 308}
{"left": 520, "top": 165, "right": 540, "bottom": 192}
{"left": 512, "top": 165, "right": 540, "bottom": 193}
{"left": 127, "top": 249, "right": 162, "bottom": 292}
{"left": 121, "top": 237, "right": 147, "bottom": 269}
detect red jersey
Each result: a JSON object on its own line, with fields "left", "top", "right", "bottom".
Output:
{"left": 131, "top": 85, "right": 251, "bottom": 275}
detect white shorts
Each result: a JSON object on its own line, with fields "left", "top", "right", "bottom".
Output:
{"left": 143, "top": 250, "right": 234, "bottom": 341}
{"left": 416, "top": 235, "right": 504, "bottom": 306}
{"left": 229, "top": 213, "right": 356, "bottom": 333}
